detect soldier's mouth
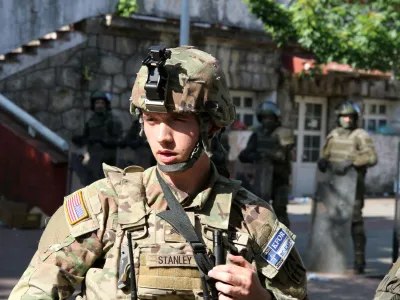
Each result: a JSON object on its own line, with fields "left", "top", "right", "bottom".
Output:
{"left": 157, "top": 151, "right": 178, "bottom": 163}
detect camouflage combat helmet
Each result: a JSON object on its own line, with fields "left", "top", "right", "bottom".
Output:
{"left": 256, "top": 101, "right": 281, "bottom": 123}
{"left": 335, "top": 101, "right": 360, "bottom": 116}
{"left": 130, "top": 46, "right": 236, "bottom": 173}
{"left": 90, "top": 90, "right": 111, "bottom": 111}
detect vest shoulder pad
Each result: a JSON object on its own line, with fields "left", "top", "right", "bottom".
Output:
{"left": 103, "top": 164, "right": 147, "bottom": 229}
{"left": 274, "top": 127, "right": 295, "bottom": 146}
{"left": 352, "top": 128, "right": 372, "bottom": 140}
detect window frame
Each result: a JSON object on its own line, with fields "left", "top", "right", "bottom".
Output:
{"left": 362, "top": 99, "right": 392, "bottom": 132}
{"left": 230, "top": 90, "right": 259, "bottom": 128}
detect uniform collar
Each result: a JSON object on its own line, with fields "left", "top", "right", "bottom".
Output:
{"left": 337, "top": 127, "right": 354, "bottom": 135}
{"left": 143, "top": 163, "right": 219, "bottom": 211}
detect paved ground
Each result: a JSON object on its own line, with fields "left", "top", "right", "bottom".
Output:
{"left": 0, "top": 198, "right": 396, "bottom": 299}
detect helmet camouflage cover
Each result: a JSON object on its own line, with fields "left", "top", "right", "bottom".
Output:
{"left": 130, "top": 46, "right": 236, "bottom": 128}
{"left": 335, "top": 101, "right": 360, "bottom": 116}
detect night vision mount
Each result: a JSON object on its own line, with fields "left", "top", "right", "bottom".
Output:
{"left": 142, "top": 46, "right": 172, "bottom": 113}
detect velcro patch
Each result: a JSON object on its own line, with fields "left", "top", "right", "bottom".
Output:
{"left": 261, "top": 228, "right": 294, "bottom": 270}
{"left": 146, "top": 254, "right": 197, "bottom": 267}
{"left": 64, "top": 190, "right": 89, "bottom": 225}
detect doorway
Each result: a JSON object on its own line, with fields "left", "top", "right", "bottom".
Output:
{"left": 292, "top": 96, "right": 327, "bottom": 197}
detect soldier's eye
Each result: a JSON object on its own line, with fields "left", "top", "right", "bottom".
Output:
{"left": 143, "top": 115, "right": 155, "bottom": 122}
{"left": 174, "top": 117, "right": 186, "bottom": 122}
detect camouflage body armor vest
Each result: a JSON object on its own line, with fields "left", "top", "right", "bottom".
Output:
{"left": 324, "top": 128, "right": 361, "bottom": 163}
{"left": 78, "top": 167, "right": 244, "bottom": 300}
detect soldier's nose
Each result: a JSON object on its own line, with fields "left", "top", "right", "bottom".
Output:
{"left": 157, "top": 123, "right": 173, "bottom": 144}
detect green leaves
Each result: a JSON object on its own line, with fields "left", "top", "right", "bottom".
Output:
{"left": 244, "top": 0, "right": 400, "bottom": 74}
{"left": 116, "top": 0, "right": 138, "bottom": 18}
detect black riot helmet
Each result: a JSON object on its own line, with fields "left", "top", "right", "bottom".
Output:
{"left": 256, "top": 101, "right": 281, "bottom": 131}
{"left": 90, "top": 90, "right": 111, "bottom": 111}
{"left": 335, "top": 101, "right": 360, "bottom": 129}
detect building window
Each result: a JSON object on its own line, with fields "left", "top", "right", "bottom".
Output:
{"left": 230, "top": 91, "right": 258, "bottom": 128}
{"left": 362, "top": 100, "right": 391, "bottom": 132}
{"left": 302, "top": 135, "right": 321, "bottom": 162}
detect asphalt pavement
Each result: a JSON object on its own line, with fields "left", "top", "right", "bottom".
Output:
{"left": 0, "top": 198, "right": 395, "bottom": 299}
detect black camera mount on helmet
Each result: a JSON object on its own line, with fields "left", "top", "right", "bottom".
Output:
{"left": 142, "top": 46, "right": 172, "bottom": 113}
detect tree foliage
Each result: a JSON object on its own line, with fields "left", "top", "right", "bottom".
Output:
{"left": 116, "top": 0, "right": 138, "bottom": 18}
{"left": 244, "top": 0, "right": 400, "bottom": 73}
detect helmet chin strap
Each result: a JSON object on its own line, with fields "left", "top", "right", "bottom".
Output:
{"left": 157, "top": 141, "right": 203, "bottom": 173}
{"left": 141, "top": 112, "right": 213, "bottom": 174}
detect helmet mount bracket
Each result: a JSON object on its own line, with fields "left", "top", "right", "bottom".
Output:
{"left": 142, "top": 46, "right": 171, "bottom": 113}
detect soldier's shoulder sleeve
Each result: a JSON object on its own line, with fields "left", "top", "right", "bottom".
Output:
{"left": 374, "top": 258, "right": 400, "bottom": 299}
{"left": 275, "top": 127, "right": 295, "bottom": 147}
{"left": 233, "top": 188, "right": 308, "bottom": 299}
{"left": 65, "top": 176, "right": 121, "bottom": 237}
{"left": 353, "top": 128, "right": 374, "bottom": 143}
{"left": 352, "top": 129, "right": 378, "bottom": 167}
{"left": 8, "top": 178, "right": 118, "bottom": 300}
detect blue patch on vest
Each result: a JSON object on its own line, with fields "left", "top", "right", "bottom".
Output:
{"left": 262, "top": 228, "right": 294, "bottom": 270}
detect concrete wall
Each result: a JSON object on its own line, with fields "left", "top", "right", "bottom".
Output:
{"left": 0, "top": 0, "right": 119, "bottom": 54}
{"left": 137, "top": 0, "right": 264, "bottom": 31}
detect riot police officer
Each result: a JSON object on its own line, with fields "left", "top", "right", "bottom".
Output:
{"left": 318, "top": 100, "right": 378, "bottom": 274}
{"left": 72, "top": 90, "right": 123, "bottom": 185}
{"left": 239, "top": 101, "right": 295, "bottom": 228}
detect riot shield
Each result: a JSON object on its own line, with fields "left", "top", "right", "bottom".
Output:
{"left": 253, "top": 159, "right": 274, "bottom": 202}
{"left": 307, "top": 164, "right": 358, "bottom": 273}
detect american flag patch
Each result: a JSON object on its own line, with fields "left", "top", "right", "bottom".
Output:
{"left": 64, "top": 190, "right": 88, "bottom": 225}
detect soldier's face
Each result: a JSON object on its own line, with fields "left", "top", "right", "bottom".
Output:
{"left": 339, "top": 115, "right": 354, "bottom": 129}
{"left": 94, "top": 99, "right": 106, "bottom": 113}
{"left": 142, "top": 112, "right": 200, "bottom": 165}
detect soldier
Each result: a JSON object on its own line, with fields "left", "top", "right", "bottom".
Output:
{"left": 9, "top": 46, "right": 308, "bottom": 300}
{"left": 71, "top": 91, "right": 123, "bottom": 185}
{"left": 239, "top": 101, "right": 295, "bottom": 228}
{"left": 317, "top": 101, "right": 377, "bottom": 274}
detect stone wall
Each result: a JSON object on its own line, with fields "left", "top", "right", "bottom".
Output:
{"left": 0, "top": 16, "right": 281, "bottom": 141}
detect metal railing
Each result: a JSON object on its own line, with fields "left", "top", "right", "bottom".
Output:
{"left": 0, "top": 94, "right": 69, "bottom": 152}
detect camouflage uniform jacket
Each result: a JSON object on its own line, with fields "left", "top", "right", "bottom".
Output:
{"left": 322, "top": 127, "right": 378, "bottom": 168}
{"left": 374, "top": 257, "right": 400, "bottom": 299}
{"left": 10, "top": 164, "right": 308, "bottom": 300}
